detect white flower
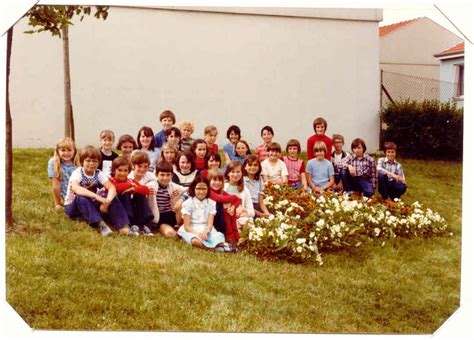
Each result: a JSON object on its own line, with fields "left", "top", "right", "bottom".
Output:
{"left": 309, "top": 232, "right": 315, "bottom": 238}
{"left": 316, "top": 219, "right": 325, "bottom": 227}
{"left": 278, "top": 199, "right": 289, "bottom": 206}
{"left": 296, "top": 246, "right": 303, "bottom": 253}
{"left": 374, "top": 228, "right": 381, "bottom": 237}
{"left": 274, "top": 184, "right": 280, "bottom": 189}
{"left": 296, "top": 238, "right": 306, "bottom": 244}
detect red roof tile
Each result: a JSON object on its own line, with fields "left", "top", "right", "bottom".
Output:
{"left": 379, "top": 18, "right": 419, "bottom": 37}
{"left": 435, "top": 42, "right": 465, "bottom": 57}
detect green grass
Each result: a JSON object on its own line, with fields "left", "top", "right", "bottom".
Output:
{"left": 6, "top": 149, "right": 462, "bottom": 333}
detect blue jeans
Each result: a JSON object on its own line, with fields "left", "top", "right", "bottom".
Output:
{"left": 118, "top": 192, "right": 154, "bottom": 226}
{"left": 377, "top": 173, "right": 407, "bottom": 200}
{"left": 340, "top": 168, "right": 374, "bottom": 197}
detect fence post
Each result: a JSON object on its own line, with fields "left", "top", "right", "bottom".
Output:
{"left": 379, "top": 69, "right": 383, "bottom": 151}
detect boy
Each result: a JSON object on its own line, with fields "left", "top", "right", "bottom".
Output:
{"left": 204, "top": 125, "right": 219, "bottom": 154}
{"left": 165, "top": 126, "right": 182, "bottom": 150}
{"left": 331, "top": 134, "right": 349, "bottom": 191}
{"left": 255, "top": 126, "right": 274, "bottom": 163}
{"left": 306, "top": 117, "right": 332, "bottom": 161}
{"left": 306, "top": 142, "right": 335, "bottom": 194}
{"left": 340, "top": 138, "right": 376, "bottom": 197}
{"left": 154, "top": 110, "right": 176, "bottom": 149}
{"left": 283, "top": 139, "right": 308, "bottom": 190}
{"left": 261, "top": 142, "right": 289, "bottom": 185}
{"left": 178, "top": 120, "right": 195, "bottom": 152}
{"left": 99, "top": 129, "right": 119, "bottom": 177}
{"left": 377, "top": 141, "right": 407, "bottom": 200}
{"left": 64, "top": 145, "right": 133, "bottom": 236}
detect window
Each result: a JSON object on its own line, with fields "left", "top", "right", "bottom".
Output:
{"left": 454, "top": 63, "right": 464, "bottom": 97}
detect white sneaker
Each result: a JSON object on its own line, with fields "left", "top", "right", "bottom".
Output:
{"left": 130, "top": 225, "right": 140, "bottom": 236}
{"left": 99, "top": 224, "right": 113, "bottom": 236}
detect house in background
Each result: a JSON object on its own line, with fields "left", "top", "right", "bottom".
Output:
{"left": 434, "top": 42, "right": 464, "bottom": 108}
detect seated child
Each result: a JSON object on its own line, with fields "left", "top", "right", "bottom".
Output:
{"left": 154, "top": 109, "right": 176, "bottom": 149}
{"left": 283, "top": 139, "right": 308, "bottom": 190}
{"left": 255, "top": 125, "right": 274, "bottom": 163}
{"left": 117, "top": 134, "right": 137, "bottom": 160}
{"left": 243, "top": 155, "right": 271, "bottom": 218}
{"left": 47, "top": 137, "right": 78, "bottom": 209}
{"left": 165, "top": 126, "right": 182, "bottom": 150}
{"left": 99, "top": 129, "right": 119, "bottom": 177}
{"left": 64, "top": 145, "right": 132, "bottom": 236}
{"left": 231, "top": 139, "right": 252, "bottom": 165}
{"left": 177, "top": 176, "right": 232, "bottom": 252}
{"left": 305, "top": 141, "right": 335, "bottom": 194}
{"left": 377, "top": 141, "right": 407, "bottom": 200}
{"left": 223, "top": 125, "right": 241, "bottom": 166}
{"left": 331, "top": 134, "right": 349, "bottom": 192}
{"left": 173, "top": 151, "right": 198, "bottom": 187}
{"left": 340, "top": 138, "right": 376, "bottom": 197}
{"left": 204, "top": 125, "right": 219, "bottom": 154}
{"left": 261, "top": 142, "right": 289, "bottom": 185}
{"left": 306, "top": 117, "right": 332, "bottom": 161}
{"left": 178, "top": 120, "right": 195, "bottom": 152}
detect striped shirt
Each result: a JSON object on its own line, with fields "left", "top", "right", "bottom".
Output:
{"left": 377, "top": 157, "right": 405, "bottom": 181}
{"left": 156, "top": 184, "right": 172, "bottom": 213}
{"left": 282, "top": 156, "right": 305, "bottom": 185}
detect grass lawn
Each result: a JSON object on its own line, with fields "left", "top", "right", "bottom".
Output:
{"left": 6, "top": 149, "right": 462, "bottom": 333}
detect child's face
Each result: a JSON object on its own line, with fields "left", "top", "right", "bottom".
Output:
{"left": 133, "top": 162, "right": 149, "bottom": 178}
{"left": 163, "top": 149, "right": 176, "bottom": 163}
{"left": 167, "top": 131, "right": 180, "bottom": 146}
{"left": 333, "top": 139, "right": 344, "bottom": 152}
{"left": 181, "top": 127, "right": 192, "bottom": 139}
{"left": 157, "top": 171, "right": 172, "bottom": 186}
{"left": 210, "top": 177, "right": 223, "bottom": 191}
{"left": 235, "top": 142, "right": 248, "bottom": 157}
{"left": 287, "top": 146, "right": 299, "bottom": 158}
{"left": 139, "top": 131, "right": 152, "bottom": 149}
{"left": 268, "top": 149, "right": 280, "bottom": 161}
{"left": 315, "top": 124, "right": 326, "bottom": 135}
{"left": 228, "top": 167, "right": 243, "bottom": 184}
{"left": 245, "top": 161, "right": 260, "bottom": 177}
{"left": 194, "top": 182, "right": 208, "bottom": 201}
{"left": 58, "top": 146, "right": 74, "bottom": 163}
{"left": 195, "top": 143, "right": 207, "bottom": 159}
{"left": 386, "top": 149, "right": 396, "bottom": 161}
{"left": 114, "top": 165, "right": 130, "bottom": 182}
{"left": 178, "top": 155, "right": 191, "bottom": 173}
{"left": 314, "top": 149, "right": 325, "bottom": 160}
{"left": 205, "top": 131, "right": 217, "bottom": 145}
{"left": 229, "top": 131, "right": 239, "bottom": 144}
{"left": 262, "top": 130, "right": 273, "bottom": 144}
{"left": 83, "top": 157, "right": 99, "bottom": 174}
{"left": 207, "top": 157, "right": 220, "bottom": 169}
{"left": 353, "top": 145, "right": 364, "bottom": 158}
{"left": 161, "top": 117, "right": 174, "bottom": 130}
{"left": 120, "top": 142, "right": 134, "bottom": 157}
{"left": 101, "top": 137, "right": 114, "bottom": 152}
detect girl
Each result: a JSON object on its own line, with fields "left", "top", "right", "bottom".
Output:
{"left": 158, "top": 142, "right": 178, "bottom": 165}
{"left": 47, "top": 137, "right": 79, "bottom": 209}
{"left": 224, "top": 161, "right": 255, "bottom": 230}
{"left": 135, "top": 126, "right": 160, "bottom": 173}
{"left": 283, "top": 139, "right": 308, "bottom": 190}
{"left": 173, "top": 151, "right": 198, "bottom": 187}
{"left": 231, "top": 139, "right": 252, "bottom": 164}
{"left": 222, "top": 125, "right": 241, "bottom": 166}
{"left": 200, "top": 152, "right": 222, "bottom": 179}
{"left": 306, "top": 141, "right": 335, "bottom": 194}
{"left": 117, "top": 134, "right": 138, "bottom": 159}
{"left": 165, "top": 127, "right": 182, "bottom": 150}
{"left": 242, "top": 155, "right": 271, "bottom": 218}
{"left": 177, "top": 176, "right": 231, "bottom": 252}
{"left": 255, "top": 126, "right": 274, "bottom": 163}
{"left": 261, "top": 142, "right": 289, "bottom": 185}
{"left": 191, "top": 139, "right": 208, "bottom": 171}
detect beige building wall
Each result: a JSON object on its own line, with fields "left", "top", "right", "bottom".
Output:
{"left": 10, "top": 6, "right": 382, "bottom": 152}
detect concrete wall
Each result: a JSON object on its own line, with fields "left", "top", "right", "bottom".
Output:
{"left": 10, "top": 6, "right": 382, "bottom": 152}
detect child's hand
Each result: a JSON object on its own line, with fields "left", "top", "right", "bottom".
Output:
{"left": 148, "top": 188, "right": 156, "bottom": 195}
{"left": 171, "top": 190, "right": 179, "bottom": 198}
{"left": 99, "top": 203, "right": 108, "bottom": 214}
{"left": 122, "top": 187, "right": 134, "bottom": 194}
{"left": 197, "top": 230, "right": 208, "bottom": 241}
{"left": 226, "top": 206, "right": 235, "bottom": 216}
{"left": 55, "top": 204, "right": 63, "bottom": 210}
{"left": 348, "top": 165, "right": 356, "bottom": 176}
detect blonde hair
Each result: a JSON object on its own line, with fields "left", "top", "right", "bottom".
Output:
{"left": 332, "top": 134, "right": 345, "bottom": 144}
{"left": 53, "top": 137, "right": 78, "bottom": 180}
{"left": 100, "top": 129, "right": 115, "bottom": 141}
{"left": 178, "top": 120, "right": 194, "bottom": 134}
{"left": 159, "top": 142, "right": 178, "bottom": 163}
{"left": 204, "top": 125, "right": 218, "bottom": 135}
{"left": 313, "top": 141, "right": 327, "bottom": 155}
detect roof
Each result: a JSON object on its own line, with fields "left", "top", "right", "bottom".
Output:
{"left": 379, "top": 18, "right": 419, "bottom": 37}
{"left": 434, "top": 42, "right": 465, "bottom": 58}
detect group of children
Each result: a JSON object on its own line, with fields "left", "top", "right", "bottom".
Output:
{"left": 48, "top": 110, "right": 407, "bottom": 253}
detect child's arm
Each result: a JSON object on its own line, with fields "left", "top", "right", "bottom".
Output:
{"left": 51, "top": 178, "right": 63, "bottom": 208}
{"left": 300, "top": 172, "right": 308, "bottom": 191}
{"left": 262, "top": 174, "right": 269, "bottom": 185}
{"left": 224, "top": 152, "right": 232, "bottom": 166}
{"left": 306, "top": 172, "right": 318, "bottom": 193}
{"left": 281, "top": 175, "right": 288, "bottom": 184}
{"left": 256, "top": 194, "right": 270, "bottom": 217}
{"left": 325, "top": 175, "right": 335, "bottom": 190}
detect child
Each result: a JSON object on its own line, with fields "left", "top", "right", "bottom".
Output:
{"left": 223, "top": 125, "right": 241, "bottom": 166}
{"left": 224, "top": 161, "right": 255, "bottom": 230}
{"left": 154, "top": 161, "right": 188, "bottom": 237}
{"left": 377, "top": 141, "right": 407, "bottom": 200}
{"left": 173, "top": 151, "right": 198, "bottom": 187}
{"left": 99, "top": 129, "right": 119, "bottom": 177}
{"left": 340, "top": 138, "right": 376, "bottom": 197}
{"left": 283, "top": 139, "right": 308, "bottom": 190}
{"left": 204, "top": 125, "right": 219, "bottom": 154}
{"left": 117, "top": 134, "right": 137, "bottom": 160}
{"left": 200, "top": 152, "right": 223, "bottom": 179}
{"left": 154, "top": 109, "right": 176, "bottom": 149}
{"left": 243, "top": 155, "right": 271, "bottom": 218}
{"left": 191, "top": 139, "right": 208, "bottom": 171}
{"left": 165, "top": 127, "right": 182, "bottom": 150}
{"left": 306, "top": 142, "right": 335, "bottom": 194}
{"left": 64, "top": 145, "right": 132, "bottom": 236}
{"left": 158, "top": 142, "right": 178, "bottom": 165}
{"left": 231, "top": 139, "right": 252, "bottom": 164}
{"left": 177, "top": 176, "right": 231, "bottom": 252}
{"left": 331, "top": 134, "right": 348, "bottom": 192}
{"left": 178, "top": 120, "right": 195, "bottom": 152}
{"left": 110, "top": 156, "right": 155, "bottom": 236}
{"left": 255, "top": 126, "right": 274, "bottom": 163}
{"left": 135, "top": 126, "right": 161, "bottom": 173}
{"left": 306, "top": 117, "right": 332, "bottom": 161}
{"left": 261, "top": 142, "right": 289, "bottom": 185}
{"left": 47, "top": 137, "right": 78, "bottom": 209}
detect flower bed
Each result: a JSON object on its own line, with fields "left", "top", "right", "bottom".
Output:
{"left": 239, "top": 183, "right": 450, "bottom": 264}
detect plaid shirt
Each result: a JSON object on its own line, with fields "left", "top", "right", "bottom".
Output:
{"left": 377, "top": 157, "right": 405, "bottom": 181}
{"left": 343, "top": 153, "right": 376, "bottom": 189}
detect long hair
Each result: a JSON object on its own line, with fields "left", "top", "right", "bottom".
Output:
{"left": 53, "top": 137, "right": 78, "bottom": 180}
{"left": 137, "top": 126, "right": 156, "bottom": 151}
{"left": 242, "top": 154, "right": 262, "bottom": 180}
{"left": 224, "top": 160, "right": 244, "bottom": 192}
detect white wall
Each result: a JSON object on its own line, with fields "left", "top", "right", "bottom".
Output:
{"left": 10, "top": 6, "right": 382, "bottom": 152}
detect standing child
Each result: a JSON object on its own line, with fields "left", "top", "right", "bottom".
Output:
{"left": 200, "top": 152, "right": 223, "bottom": 179}
{"left": 191, "top": 139, "right": 208, "bottom": 171}
{"left": 283, "top": 139, "right": 308, "bottom": 190}
{"left": 331, "top": 134, "right": 348, "bottom": 192}
{"left": 255, "top": 126, "right": 274, "bottom": 163}
{"left": 306, "top": 141, "right": 335, "bottom": 194}
{"left": 173, "top": 151, "right": 198, "bottom": 187}
{"left": 99, "top": 129, "right": 119, "bottom": 177}
{"left": 261, "top": 142, "right": 289, "bottom": 185}
{"left": 377, "top": 141, "right": 407, "bottom": 200}
{"left": 306, "top": 117, "right": 332, "bottom": 161}
{"left": 178, "top": 120, "right": 195, "bottom": 152}
{"left": 177, "top": 176, "right": 231, "bottom": 252}
{"left": 47, "top": 137, "right": 79, "bottom": 209}
{"left": 154, "top": 109, "right": 176, "bottom": 149}
{"left": 340, "top": 138, "right": 376, "bottom": 197}
{"left": 117, "top": 134, "right": 137, "bottom": 160}
{"left": 135, "top": 126, "right": 161, "bottom": 173}
{"left": 243, "top": 155, "right": 271, "bottom": 218}
{"left": 64, "top": 145, "right": 132, "bottom": 236}
{"left": 204, "top": 125, "right": 219, "bottom": 154}
{"left": 223, "top": 125, "right": 241, "bottom": 166}
{"left": 158, "top": 142, "right": 178, "bottom": 165}
{"left": 165, "top": 127, "right": 182, "bottom": 150}
{"left": 231, "top": 139, "right": 252, "bottom": 164}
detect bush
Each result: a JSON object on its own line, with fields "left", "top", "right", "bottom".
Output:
{"left": 380, "top": 99, "right": 463, "bottom": 160}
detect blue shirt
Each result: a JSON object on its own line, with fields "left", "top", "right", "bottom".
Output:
{"left": 222, "top": 143, "right": 236, "bottom": 158}
{"left": 306, "top": 158, "right": 335, "bottom": 188}
{"left": 47, "top": 157, "right": 76, "bottom": 199}
{"left": 154, "top": 130, "right": 167, "bottom": 149}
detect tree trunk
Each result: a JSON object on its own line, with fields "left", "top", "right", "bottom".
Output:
{"left": 6, "top": 27, "right": 14, "bottom": 227}
{"left": 62, "top": 25, "right": 74, "bottom": 138}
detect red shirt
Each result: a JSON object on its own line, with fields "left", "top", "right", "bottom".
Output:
{"left": 207, "top": 143, "right": 218, "bottom": 155}
{"left": 306, "top": 134, "right": 332, "bottom": 161}
{"left": 109, "top": 177, "right": 151, "bottom": 195}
